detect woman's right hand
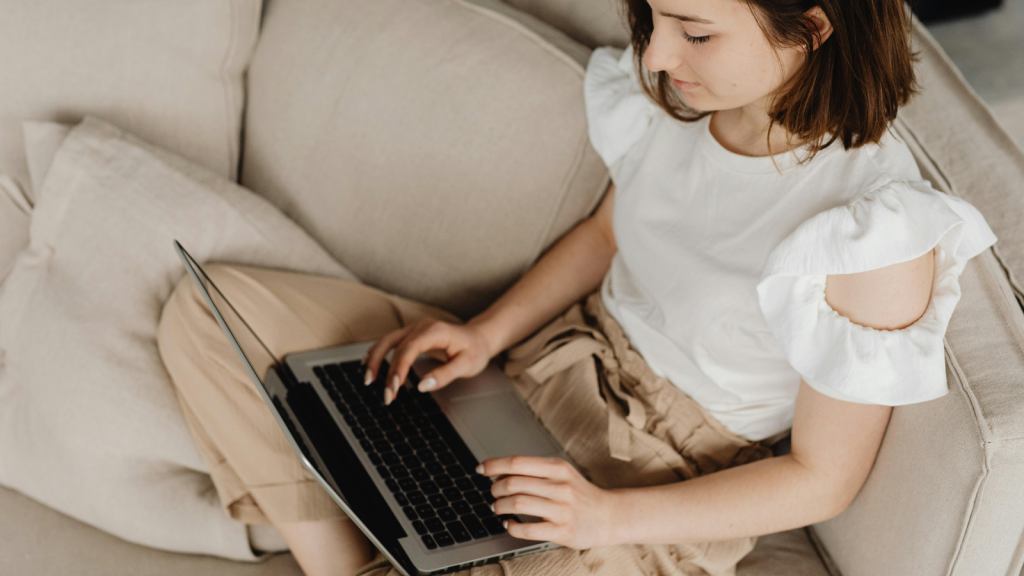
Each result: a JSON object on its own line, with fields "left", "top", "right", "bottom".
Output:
{"left": 362, "top": 317, "right": 496, "bottom": 405}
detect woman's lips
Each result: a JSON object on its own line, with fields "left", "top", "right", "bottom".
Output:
{"left": 670, "top": 77, "right": 701, "bottom": 91}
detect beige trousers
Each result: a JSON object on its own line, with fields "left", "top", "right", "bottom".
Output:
{"left": 157, "top": 264, "right": 771, "bottom": 576}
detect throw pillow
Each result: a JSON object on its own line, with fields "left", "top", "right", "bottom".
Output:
{"left": 0, "top": 116, "right": 356, "bottom": 560}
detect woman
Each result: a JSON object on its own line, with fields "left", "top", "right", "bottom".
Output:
{"left": 158, "top": 0, "right": 997, "bottom": 574}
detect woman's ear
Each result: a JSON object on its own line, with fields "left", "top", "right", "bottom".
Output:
{"left": 805, "top": 6, "right": 834, "bottom": 50}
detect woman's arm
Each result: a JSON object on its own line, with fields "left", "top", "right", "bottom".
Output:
{"left": 365, "top": 183, "right": 617, "bottom": 399}
{"left": 483, "top": 249, "right": 935, "bottom": 548}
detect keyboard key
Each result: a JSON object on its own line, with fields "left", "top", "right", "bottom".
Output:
{"left": 428, "top": 494, "right": 447, "bottom": 508}
{"left": 421, "top": 534, "right": 437, "bottom": 550}
{"left": 428, "top": 439, "right": 447, "bottom": 453}
{"left": 453, "top": 500, "right": 472, "bottom": 516}
{"left": 465, "top": 491, "right": 483, "bottom": 504}
{"left": 446, "top": 521, "right": 472, "bottom": 543}
{"left": 376, "top": 465, "right": 391, "bottom": 479}
{"left": 435, "top": 474, "right": 454, "bottom": 488}
{"left": 425, "top": 518, "right": 445, "bottom": 533}
{"left": 438, "top": 452, "right": 457, "bottom": 465}
{"left": 426, "top": 462, "right": 446, "bottom": 476}
{"left": 361, "top": 440, "right": 376, "bottom": 454}
{"left": 365, "top": 428, "right": 384, "bottom": 440}
{"left": 416, "top": 504, "right": 436, "bottom": 518}
{"left": 417, "top": 450, "right": 437, "bottom": 463}
{"left": 385, "top": 429, "right": 404, "bottom": 443}
{"left": 446, "top": 464, "right": 466, "bottom": 477}
{"left": 442, "top": 487, "right": 462, "bottom": 502}
{"left": 407, "top": 491, "right": 426, "bottom": 506}
{"left": 382, "top": 452, "right": 401, "bottom": 466}
{"left": 372, "top": 439, "right": 390, "bottom": 452}
{"left": 395, "top": 443, "right": 413, "bottom": 456}
{"left": 472, "top": 475, "right": 492, "bottom": 490}
{"left": 455, "top": 478, "right": 474, "bottom": 491}
{"left": 435, "top": 531, "right": 455, "bottom": 547}
{"left": 437, "top": 507, "right": 457, "bottom": 522}
{"left": 462, "top": 516, "right": 489, "bottom": 539}
{"left": 411, "top": 468, "right": 430, "bottom": 482}
{"left": 419, "top": 481, "right": 439, "bottom": 494}
{"left": 351, "top": 427, "right": 366, "bottom": 439}
{"left": 422, "top": 428, "right": 440, "bottom": 440}
{"left": 402, "top": 506, "right": 417, "bottom": 520}
{"left": 390, "top": 465, "right": 409, "bottom": 478}
{"left": 394, "top": 493, "right": 409, "bottom": 506}
{"left": 473, "top": 503, "right": 493, "bottom": 519}
{"left": 402, "top": 454, "right": 422, "bottom": 468}
{"left": 412, "top": 520, "right": 427, "bottom": 535}
{"left": 482, "top": 516, "right": 505, "bottom": 535}
{"left": 399, "top": 478, "right": 418, "bottom": 492}
{"left": 409, "top": 437, "right": 427, "bottom": 450}
{"left": 483, "top": 491, "right": 496, "bottom": 504}
{"left": 385, "top": 479, "right": 400, "bottom": 493}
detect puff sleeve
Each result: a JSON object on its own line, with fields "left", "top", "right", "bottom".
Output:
{"left": 584, "top": 44, "right": 658, "bottom": 172}
{"left": 755, "top": 180, "right": 998, "bottom": 405}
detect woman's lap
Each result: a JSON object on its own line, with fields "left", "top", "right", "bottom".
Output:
{"left": 157, "top": 264, "right": 770, "bottom": 575}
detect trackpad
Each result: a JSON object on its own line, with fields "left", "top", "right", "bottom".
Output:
{"left": 445, "top": 390, "right": 563, "bottom": 461}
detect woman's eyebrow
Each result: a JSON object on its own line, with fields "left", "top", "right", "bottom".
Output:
{"left": 658, "top": 10, "right": 713, "bottom": 24}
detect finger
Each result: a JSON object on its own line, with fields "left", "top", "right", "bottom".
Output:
{"left": 493, "top": 494, "right": 569, "bottom": 524}
{"left": 491, "top": 475, "right": 571, "bottom": 502}
{"left": 478, "top": 455, "right": 574, "bottom": 480}
{"left": 364, "top": 326, "right": 412, "bottom": 385}
{"left": 505, "top": 519, "right": 563, "bottom": 543}
{"left": 386, "top": 323, "right": 450, "bottom": 394}
{"left": 418, "top": 352, "right": 477, "bottom": 392}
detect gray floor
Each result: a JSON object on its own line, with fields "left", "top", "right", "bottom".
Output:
{"left": 927, "top": 0, "right": 1024, "bottom": 147}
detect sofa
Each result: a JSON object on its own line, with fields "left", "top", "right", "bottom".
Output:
{"left": 2, "top": 0, "right": 1024, "bottom": 575}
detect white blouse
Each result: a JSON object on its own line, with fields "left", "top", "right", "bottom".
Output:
{"left": 586, "top": 45, "right": 998, "bottom": 441}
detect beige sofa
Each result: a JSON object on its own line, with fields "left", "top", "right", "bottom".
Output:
{"left": 3, "top": 1, "right": 1024, "bottom": 575}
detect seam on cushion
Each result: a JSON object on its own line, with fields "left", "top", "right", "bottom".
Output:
{"left": 220, "top": 0, "right": 242, "bottom": 181}
{"left": 942, "top": 339, "right": 992, "bottom": 576}
{"left": 518, "top": 128, "right": 597, "bottom": 279}
{"left": 452, "top": 0, "right": 585, "bottom": 77}
{"left": 804, "top": 526, "right": 844, "bottom": 576}
{"left": 894, "top": 117, "right": 959, "bottom": 197}
{"left": 991, "top": 244, "right": 1024, "bottom": 313}
{"left": 979, "top": 250, "right": 1024, "bottom": 362}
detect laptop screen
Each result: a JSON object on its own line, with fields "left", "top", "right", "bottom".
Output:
{"left": 174, "top": 242, "right": 280, "bottom": 388}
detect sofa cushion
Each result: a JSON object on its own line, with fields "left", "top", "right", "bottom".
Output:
{"left": 0, "top": 0, "right": 262, "bottom": 291}
{"left": 500, "top": 0, "right": 630, "bottom": 48}
{"left": 0, "top": 117, "right": 353, "bottom": 560}
{"left": 242, "top": 0, "right": 609, "bottom": 318}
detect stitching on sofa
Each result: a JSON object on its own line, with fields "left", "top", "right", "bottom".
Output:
{"left": 942, "top": 339, "right": 993, "bottom": 576}
{"left": 804, "top": 526, "right": 844, "bottom": 576}
{"left": 452, "top": 0, "right": 585, "bottom": 77}
{"left": 980, "top": 250, "right": 1024, "bottom": 360}
{"left": 991, "top": 245, "right": 1024, "bottom": 313}
{"left": 220, "top": 0, "right": 241, "bottom": 182}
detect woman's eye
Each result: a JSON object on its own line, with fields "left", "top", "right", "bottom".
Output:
{"left": 683, "top": 31, "right": 710, "bottom": 45}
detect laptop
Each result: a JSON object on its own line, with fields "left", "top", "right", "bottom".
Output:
{"left": 174, "top": 242, "right": 573, "bottom": 575}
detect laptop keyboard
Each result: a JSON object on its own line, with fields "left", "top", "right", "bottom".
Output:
{"left": 313, "top": 360, "right": 518, "bottom": 550}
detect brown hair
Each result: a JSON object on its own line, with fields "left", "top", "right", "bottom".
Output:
{"left": 623, "top": 0, "right": 918, "bottom": 159}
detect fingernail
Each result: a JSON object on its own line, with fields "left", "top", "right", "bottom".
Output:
{"left": 475, "top": 464, "right": 484, "bottom": 474}
{"left": 384, "top": 388, "right": 393, "bottom": 405}
{"left": 503, "top": 520, "right": 509, "bottom": 529}
{"left": 364, "top": 370, "right": 374, "bottom": 386}
{"left": 419, "top": 377, "right": 437, "bottom": 392}
{"left": 489, "top": 503, "right": 495, "bottom": 513}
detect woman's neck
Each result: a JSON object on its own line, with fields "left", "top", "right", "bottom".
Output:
{"left": 709, "top": 99, "right": 802, "bottom": 158}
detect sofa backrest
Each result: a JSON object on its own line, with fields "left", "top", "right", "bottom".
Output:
{"left": 241, "top": 0, "right": 609, "bottom": 319}
{"left": 810, "top": 24, "right": 1024, "bottom": 576}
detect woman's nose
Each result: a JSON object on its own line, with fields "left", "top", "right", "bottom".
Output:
{"left": 642, "top": 27, "right": 686, "bottom": 74}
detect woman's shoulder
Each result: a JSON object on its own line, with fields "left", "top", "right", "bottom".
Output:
{"left": 583, "top": 44, "right": 663, "bottom": 171}
{"left": 755, "top": 177, "right": 997, "bottom": 406}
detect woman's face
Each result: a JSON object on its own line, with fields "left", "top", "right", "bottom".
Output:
{"left": 641, "top": 0, "right": 805, "bottom": 112}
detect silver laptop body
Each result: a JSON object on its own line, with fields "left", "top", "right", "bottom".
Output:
{"left": 175, "top": 242, "right": 571, "bottom": 575}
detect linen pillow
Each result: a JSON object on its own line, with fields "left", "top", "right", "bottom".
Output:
{"left": 242, "top": 0, "right": 610, "bottom": 318}
{"left": 0, "top": 116, "right": 356, "bottom": 560}
{"left": 0, "top": 0, "right": 262, "bottom": 298}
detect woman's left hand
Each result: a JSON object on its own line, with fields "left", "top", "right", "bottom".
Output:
{"left": 478, "top": 455, "right": 617, "bottom": 550}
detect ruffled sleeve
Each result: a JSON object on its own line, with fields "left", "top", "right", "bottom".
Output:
{"left": 755, "top": 180, "right": 998, "bottom": 405}
{"left": 584, "top": 44, "right": 658, "bottom": 172}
